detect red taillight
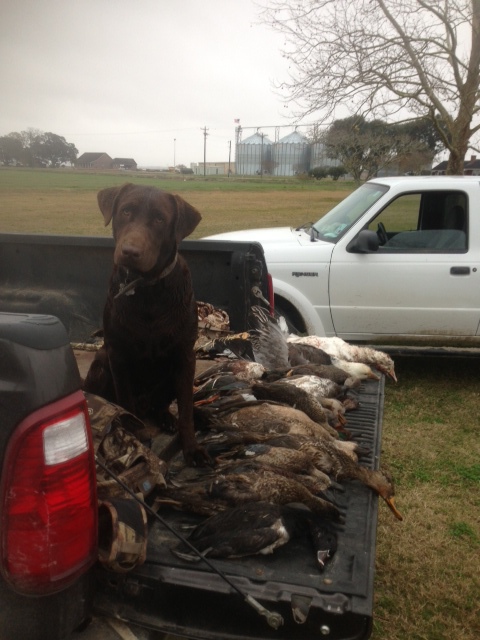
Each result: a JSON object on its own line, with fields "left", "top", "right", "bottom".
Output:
{"left": 267, "top": 273, "right": 275, "bottom": 315}
{"left": 1, "top": 391, "right": 98, "bottom": 594}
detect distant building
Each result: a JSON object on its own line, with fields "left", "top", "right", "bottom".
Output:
{"left": 431, "top": 155, "right": 480, "bottom": 175}
{"left": 191, "top": 161, "right": 235, "bottom": 176}
{"left": 112, "top": 158, "right": 138, "bottom": 170}
{"left": 75, "top": 153, "right": 113, "bottom": 169}
{"left": 463, "top": 155, "right": 480, "bottom": 175}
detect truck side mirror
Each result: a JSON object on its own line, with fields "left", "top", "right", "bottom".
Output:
{"left": 347, "top": 230, "right": 380, "bottom": 253}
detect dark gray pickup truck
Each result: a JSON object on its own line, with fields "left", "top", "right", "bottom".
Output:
{"left": 0, "top": 233, "right": 385, "bottom": 640}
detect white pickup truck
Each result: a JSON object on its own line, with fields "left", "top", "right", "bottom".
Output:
{"left": 207, "top": 176, "right": 480, "bottom": 347}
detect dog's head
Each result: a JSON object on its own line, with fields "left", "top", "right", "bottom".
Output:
{"left": 97, "top": 183, "right": 201, "bottom": 274}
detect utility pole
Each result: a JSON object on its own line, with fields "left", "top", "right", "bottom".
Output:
{"left": 173, "top": 138, "right": 176, "bottom": 170}
{"left": 259, "top": 131, "right": 265, "bottom": 179}
{"left": 228, "top": 140, "right": 231, "bottom": 178}
{"left": 201, "top": 126, "right": 209, "bottom": 177}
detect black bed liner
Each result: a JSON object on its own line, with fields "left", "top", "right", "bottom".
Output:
{"left": 94, "top": 376, "right": 385, "bottom": 640}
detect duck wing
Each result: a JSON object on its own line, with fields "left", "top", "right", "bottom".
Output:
{"left": 249, "top": 305, "right": 290, "bottom": 370}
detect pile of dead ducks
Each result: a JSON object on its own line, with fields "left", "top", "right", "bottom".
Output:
{"left": 92, "top": 304, "right": 402, "bottom": 573}
{"left": 149, "top": 305, "right": 402, "bottom": 569}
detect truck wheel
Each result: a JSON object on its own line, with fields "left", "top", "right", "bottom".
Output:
{"left": 274, "top": 298, "right": 306, "bottom": 335}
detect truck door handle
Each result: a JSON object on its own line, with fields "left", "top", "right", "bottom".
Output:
{"left": 450, "top": 266, "right": 470, "bottom": 275}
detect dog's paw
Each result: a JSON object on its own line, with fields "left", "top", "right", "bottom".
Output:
{"left": 184, "top": 443, "right": 214, "bottom": 468}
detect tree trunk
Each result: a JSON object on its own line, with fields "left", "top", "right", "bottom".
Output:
{"left": 447, "top": 150, "right": 465, "bottom": 175}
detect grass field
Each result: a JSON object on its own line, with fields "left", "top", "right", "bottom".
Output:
{"left": 0, "top": 167, "right": 353, "bottom": 237}
{"left": 1, "top": 168, "right": 479, "bottom": 640}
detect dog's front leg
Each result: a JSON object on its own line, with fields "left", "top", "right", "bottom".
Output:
{"left": 107, "top": 348, "right": 138, "bottom": 415}
{"left": 174, "top": 352, "right": 211, "bottom": 467}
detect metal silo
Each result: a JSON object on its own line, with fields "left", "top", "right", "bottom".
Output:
{"left": 235, "top": 132, "right": 273, "bottom": 175}
{"left": 310, "top": 142, "right": 340, "bottom": 170}
{"left": 273, "top": 131, "right": 310, "bottom": 176}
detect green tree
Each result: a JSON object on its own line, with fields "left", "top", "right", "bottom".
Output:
{"left": 327, "top": 166, "right": 347, "bottom": 181}
{"left": 323, "top": 116, "right": 426, "bottom": 182}
{"left": 0, "top": 134, "right": 24, "bottom": 165}
{"left": 308, "top": 166, "right": 329, "bottom": 180}
{"left": 260, "top": 0, "right": 480, "bottom": 174}
{"left": 30, "top": 132, "right": 78, "bottom": 167}
{"left": 0, "top": 129, "right": 78, "bottom": 167}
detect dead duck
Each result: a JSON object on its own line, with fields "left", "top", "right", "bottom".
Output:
{"left": 278, "top": 375, "right": 358, "bottom": 433}
{"left": 287, "top": 336, "right": 397, "bottom": 382}
{"left": 171, "top": 501, "right": 337, "bottom": 571}
{"left": 210, "top": 466, "right": 343, "bottom": 521}
{"left": 329, "top": 358, "right": 380, "bottom": 381}
{"left": 215, "top": 442, "right": 336, "bottom": 490}
{"left": 266, "top": 435, "right": 402, "bottom": 521}
{"left": 251, "top": 380, "right": 339, "bottom": 437}
{"left": 159, "top": 465, "right": 342, "bottom": 521}
{"left": 252, "top": 434, "right": 402, "bottom": 520}
{"left": 205, "top": 407, "right": 364, "bottom": 462}
{"left": 215, "top": 401, "right": 342, "bottom": 441}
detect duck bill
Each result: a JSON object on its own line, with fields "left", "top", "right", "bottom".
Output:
{"left": 368, "top": 370, "right": 381, "bottom": 381}
{"left": 377, "top": 366, "right": 397, "bottom": 383}
{"left": 385, "top": 496, "right": 403, "bottom": 521}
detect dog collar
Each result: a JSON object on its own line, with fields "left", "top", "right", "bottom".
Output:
{"left": 114, "top": 253, "right": 178, "bottom": 299}
{"left": 158, "top": 252, "right": 178, "bottom": 279}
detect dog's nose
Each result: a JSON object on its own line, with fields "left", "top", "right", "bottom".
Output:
{"left": 121, "top": 244, "right": 141, "bottom": 260}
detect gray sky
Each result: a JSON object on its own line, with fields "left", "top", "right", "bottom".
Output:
{"left": 1, "top": 0, "right": 296, "bottom": 167}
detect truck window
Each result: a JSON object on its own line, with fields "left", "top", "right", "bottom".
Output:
{"left": 367, "top": 191, "right": 468, "bottom": 252}
{"left": 313, "top": 182, "right": 389, "bottom": 242}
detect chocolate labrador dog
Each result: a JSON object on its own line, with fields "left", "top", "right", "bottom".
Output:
{"left": 83, "top": 183, "right": 209, "bottom": 466}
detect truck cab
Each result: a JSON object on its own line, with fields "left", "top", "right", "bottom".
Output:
{"left": 207, "top": 177, "right": 480, "bottom": 347}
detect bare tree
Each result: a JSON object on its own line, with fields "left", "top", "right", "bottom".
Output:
{"left": 259, "top": 0, "right": 480, "bottom": 174}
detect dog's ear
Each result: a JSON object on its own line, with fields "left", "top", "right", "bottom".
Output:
{"left": 97, "top": 183, "right": 134, "bottom": 226}
{"left": 172, "top": 195, "right": 202, "bottom": 242}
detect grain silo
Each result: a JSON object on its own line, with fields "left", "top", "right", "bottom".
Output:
{"left": 235, "top": 132, "right": 273, "bottom": 175}
{"left": 310, "top": 142, "right": 340, "bottom": 170}
{"left": 273, "top": 131, "right": 310, "bottom": 176}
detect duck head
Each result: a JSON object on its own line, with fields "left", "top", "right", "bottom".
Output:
{"left": 307, "top": 518, "right": 338, "bottom": 571}
{"left": 373, "top": 468, "right": 403, "bottom": 520}
{"left": 375, "top": 354, "right": 397, "bottom": 382}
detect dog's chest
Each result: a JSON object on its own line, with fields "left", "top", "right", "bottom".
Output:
{"left": 108, "top": 292, "right": 195, "bottom": 359}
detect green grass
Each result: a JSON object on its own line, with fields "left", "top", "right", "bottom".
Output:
{"left": 0, "top": 167, "right": 355, "bottom": 237}
{"left": 1, "top": 167, "right": 479, "bottom": 640}
{"left": 0, "top": 166, "right": 355, "bottom": 192}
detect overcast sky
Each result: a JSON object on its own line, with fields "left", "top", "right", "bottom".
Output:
{"left": 0, "top": 0, "right": 302, "bottom": 167}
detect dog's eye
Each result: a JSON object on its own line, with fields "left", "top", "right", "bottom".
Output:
{"left": 122, "top": 208, "right": 131, "bottom": 216}
{"left": 154, "top": 215, "right": 164, "bottom": 224}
